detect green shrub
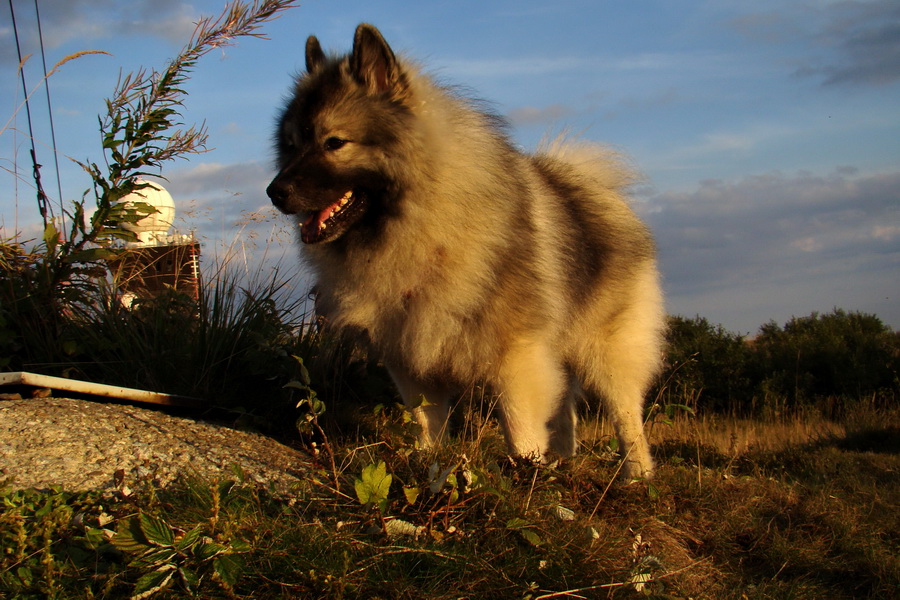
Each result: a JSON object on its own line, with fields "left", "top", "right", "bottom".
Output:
{"left": 657, "top": 311, "right": 899, "bottom": 418}
{"left": 656, "top": 315, "right": 753, "bottom": 414}
{"left": 754, "top": 309, "right": 899, "bottom": 414}
{"left": 1, "top": 1, "right": 301, "bottom": 432}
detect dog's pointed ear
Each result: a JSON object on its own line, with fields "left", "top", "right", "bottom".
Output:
{"left": 350, "top": 24, "right": 407, "bottom": 97}
{"left": 306, "top": 35, "right": 326, "bottom": 73}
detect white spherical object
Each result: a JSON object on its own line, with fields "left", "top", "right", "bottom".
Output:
{"left": 118, "top": 179, "right": 176, "bottom": 245}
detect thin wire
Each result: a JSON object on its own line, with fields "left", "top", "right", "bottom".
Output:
{"left": 8, "top": 0, "right": 51, "bottom": 227}
{"left": 34, "top": 0, "right": 66, "bottom": 233}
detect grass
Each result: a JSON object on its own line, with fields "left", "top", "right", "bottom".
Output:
{"left": 2, "top": 402, "right": 898, "bottom": 600}
{"left": 645, "top": 404, "right": 896, "bottom": 456}
{"left": 5, "top": 228, "right": 895, "bottom": 599}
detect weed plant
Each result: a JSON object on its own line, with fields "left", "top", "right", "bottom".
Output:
{"left": 1, "top": 0, "right": 301, "bottom": 422}
{"left": 2, "top": 402, "right": 898, "bottom": 599}
{"left": 657, "top": 312, "right": 899, "bottom": 420}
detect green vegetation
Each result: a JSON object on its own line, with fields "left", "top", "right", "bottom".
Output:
{"left": 659, "top": 311, "right": 899, "bottom": 418}
{"left": 1, "top": 0, "right": 304, "bottom": 430}
{"left": 1, "top": 407, "right": 898, "bottom": 599}
{"left": 2, "top": 2, "right": 898, "bottom": 598}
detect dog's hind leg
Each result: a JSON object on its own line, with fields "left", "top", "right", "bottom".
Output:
{"left": 574, "top": 267, "right": 663, "bottom": 480}
{"left": 579, "top": 339, "right": 657, "bottom": 480}
{"left": 548, "top": 388, "right": 578, "bottom": 458}
{"left": 386, "top": 365, "right": 453, "bottom": 448}
{"left": 601, "top": 387, "right": 653, "bottom": 480}
{"left": 495, "top": 339, "right": 568, "bottom": 461}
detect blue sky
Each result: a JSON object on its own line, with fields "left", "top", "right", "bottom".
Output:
{"left": 2, "top": 0, "right": 898, "bottom": 334}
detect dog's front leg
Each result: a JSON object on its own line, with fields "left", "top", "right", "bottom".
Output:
{"left": 495, "top": 339, "right": 568, "bottom": 462}
{"left": 385, "top": 365, "right": 452, "bottom": 448}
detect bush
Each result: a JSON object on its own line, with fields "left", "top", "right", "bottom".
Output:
{"left": 0, "top": 2, "right": 316, "bottom": 445}
{"left": 656, "top": 310, "right": 899, "bottom": 418}
{"left": 656, "top": 315, "right": 753, "bottom": 414}
{"left": 753, "top": 309, "right": 899, "bottom": 414}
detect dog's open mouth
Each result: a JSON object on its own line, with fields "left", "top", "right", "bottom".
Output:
{"left": 300, "top": 190, "right": 367, "bottom": 244}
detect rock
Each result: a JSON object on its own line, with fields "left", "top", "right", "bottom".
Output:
{"left": 0, "top": 397, "right": 311, "bottom": 492}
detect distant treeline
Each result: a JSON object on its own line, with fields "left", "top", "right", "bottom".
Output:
{"left": 656, "top": 309, "right": 900, "bottom": 417}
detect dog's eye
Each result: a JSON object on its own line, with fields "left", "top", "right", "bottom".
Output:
{"left": 324, "top": 137, "right": 348, "bottom": 151}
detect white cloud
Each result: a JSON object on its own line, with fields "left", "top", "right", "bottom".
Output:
{"left": 676, "top": 123, "right": 795, "bottom": 160}
{"left": 872, "top": 225, "right": 900, "bottom": 241}
{"left": 440, "top": 51, "right": 698, "bottom": 83}
{"left": 507, "top": 104, "right": 572, "bottom": 126}
{"left": 791, "top": 236, "right": 823, "bottom": 252}
{"left": 1, "top": 0, "right": 199, "bottom": 64}
{"left": 640, "top": 166, "right": 900, "bottom": 331}
{"left": 730, "top": 0, "right": 900, "bottom": 87}
{"left": 440, "top": 56, "right": 587, "bottom": 79}
{"left": 141, "top": 159, "right": 287, "bottom": 243}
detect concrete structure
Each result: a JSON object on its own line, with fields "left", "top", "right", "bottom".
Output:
{"left": 107, "top": 179, "right": 201, "bottom": 303}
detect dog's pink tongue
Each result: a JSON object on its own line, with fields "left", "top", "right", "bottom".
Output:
{"left": 300, "top": 195, "right": 348, "bottom": 242}
{"left": 303, "top": 209, "right": 329, "bottom": 232}
{"left": 300, "top": 211, "right": 327, "bottom": 243}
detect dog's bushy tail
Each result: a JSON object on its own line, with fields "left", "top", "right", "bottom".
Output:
{"left": 539, "top": 136, "right": 642, "bottom": 194}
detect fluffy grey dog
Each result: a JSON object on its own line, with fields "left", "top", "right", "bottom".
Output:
{"left": 267, "top": 24, "right": 665, "bottom": 479}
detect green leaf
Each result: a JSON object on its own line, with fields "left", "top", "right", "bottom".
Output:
{"left": 506, "top": 518, "right": 543, "bottom": 546}
{"left": 97, "top": 228, "right": 140, "bottom": 243}
{"left": 34, "top": 496, "right": 53, "bottom": 518}
{"left": 290, "top": 354, "right": 312, "bottom": 385}
{"left": 112, "top": 517, "right": 150, "bottom": 552}
{"left": 284, "top": 380, "right": 310, "bottom": 392}
{"left": 178, "top": 566, "right": 200, "bottom": 593}
{"left": 131, "top": 565, "right": 175, "bottom": 600}
{"left": 403, "top": 486, "right": 420, "bottom": 506}
{"left": 354, "top": 461, "right": 392, "bottom": 513}
{"left": 175, "top": 524, "right": 203, "bottom": 551}
{"left": 407, "top": 393, "right": 431, "bottom": 409}
{"left": 15, "top": 565, "right": 33, "bottom": 585}
{"left": 139, "top": 512, "right": 175, "bottom": 547}
{"left": 665, "top": 403, "right": 696, "bottom": 417}
{"left": 194, "top": 540, "right": 228, "bottom": 561}
{"left": 212, "top": 553, "right": 244, "bottom": 589}
{"left": 130, "top": 547, "right": 177, "bottom": 570}
{"left": 64, "top": 247, "right": 120, "bottom": 263}
{"left": 429, "top": 462, "right": 458, "bottom": 494}
{"left": 103, "top": 137, "right": 124, "bottom": 150}
{"left": 117, "top": 200, "right": 159, "bottom": 216}
{"left": 518, "top": 529, "right": 543, "bottom": 547}
{"left": 42, "top": 221, "right": 59, "bottom": 253}
{"left": 62, "top": 339, "right": 79, "bottom": 356}
{"left": 83, "top": 526, "right": 108, "bottom": 549}
{"left": 308, "top": 397, "right": 326, "bottom": 416}
{"left": 218, "top": 479, "right": 237, "bottom": 499}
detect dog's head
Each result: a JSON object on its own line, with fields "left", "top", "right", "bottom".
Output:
{"left": 267, "top": 24, "right": 413, "bottom": 245}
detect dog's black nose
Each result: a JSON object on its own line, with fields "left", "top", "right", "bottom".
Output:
{"left": 266, "top": 179, "right": 291, "bottom": 213}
